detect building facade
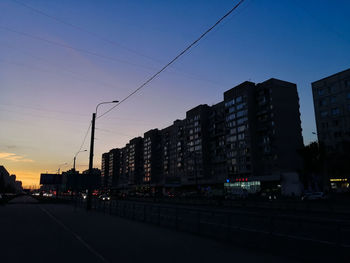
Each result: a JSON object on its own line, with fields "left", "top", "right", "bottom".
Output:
{"left": 101, "top": 152, "right": 110, "bottom": 188}
{"left": 312, "top": 68, "right": 350, "bottom": 151}
{"left": 102, "top": 78, "right": 304, "bottom": 195}
{"left": 312, "top": 68, "right": 350, "bottom": 191}
{"left": 143, "top": 129, "right": 162, "bottom": 187}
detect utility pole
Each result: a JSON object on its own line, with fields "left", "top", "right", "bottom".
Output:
{"left": 86, "top": 100, "right": 118, "bottom": 211}
{"left": 86, "top": 112, "right": 96, "bottom": 210}
{"left": 73, "top": 157, "right": 76, "bottom": 171}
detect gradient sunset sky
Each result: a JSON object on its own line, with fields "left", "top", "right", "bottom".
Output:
{"left": 1, "top": 0, "right": 349, "bottom": 187}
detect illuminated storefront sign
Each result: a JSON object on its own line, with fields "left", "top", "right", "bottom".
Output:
{"left": 224, "top": 181, "right": 261, "bottom": 193}
{"left": 330, "top": 178, "right": 348, "bottom": 182}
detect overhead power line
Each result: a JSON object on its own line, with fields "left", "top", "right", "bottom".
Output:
{"left": 10, "top": 0, "right": 161, "bottom": 63}
{"left": 97, "top": 0, "right": 246, "bottom": 119}
{"left": 76, "top": 123, "right": 92, "bottom": 156}
{"left": 0, "top": 25, "right": 156, "bottom": 71}
{"left": 0, "top": 25, "right": 229, "bottom": 88}
{"left": 6, "top": 0, "right": 241, "bottom": 88}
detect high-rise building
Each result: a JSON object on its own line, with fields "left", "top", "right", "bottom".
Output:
{"left": 108, "top": 148, "right": 121, "bottom": 188}
{"left": 208, "top": 102, "right": 226, "bottom": 185}
{"left": 312, "top": 68, "right": 350, "bottom": 151}
{"left": 183, "top": 105, "right": 211, "bottom": 187}
{"left": 101, "top": 152, "right": 110, "bottom": 188}
{"left": 143, "top": 129, "right": 162, "bottom": 186}
{"left": 224, "top": 81, "right": 257, "bottom": 181}
{"left": 161, "top": 120, "right": 186, "bottom": 188}
{"left": 127, "top": 137, "right": 144, "bottom": 186}
{"left": 101, "top": 77, "right": 304, "bottom": 195}
{"left": 255, "top": 79, "right": 303, "bottom": 177}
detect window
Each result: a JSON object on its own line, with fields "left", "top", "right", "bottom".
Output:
{"left": 237, "top": 117, "right": 248, "bottom": 125}
{"left": 227, "top": 121, "right": 236, "bottom": 127}
{"left": 226, "top": 113, "right": 236, "bottom": 121}
{"left": 328, "top": 84, "right": 337, "bottom": 93}
{"left": 237, "top": 125, "right": 246, "bottom": 132}
{"left": 320, "top": 111, "right": 328, "bottom": 118}
{"left": 347, "top": 92, "right": 350, "bottom": 99}
{"left": 237, "top": 133, "right": 245, "bottom": 140}
{"left": 317, "top": 88, "right": 325, "bottom": 96}
{"left": 228, "top": 107, "right": 235, "bottom": 113}
{"left": 236, "top": 103, "right": 245, "bottom": 110}
{"left": 237, "top": 110, "right": 247, "bottom": 118}
{"left": 225, "top": 99, "right": 235, "bottom": 107}
{"left": 345, "top": 80, "right": 350, "bottom": 88}
{"left": 227, "top": 135, "right": 237, "bottom": 142}
{"left": 331, "top": 108, "right": 340, "bottom": 116}
{"left": 330, "top": 96, "right": 336, "bottom": 104}
{"left": 319, "top": 99, "right": 327, "bottom": 106}
{"left": 230, "top": 128, "right": 237, "bottom": 135}
{"left": 194, "top": 145, "right": 202, "bottom": 151}
{"left": 236, "top": 96, "right": 242, "bottom": 103}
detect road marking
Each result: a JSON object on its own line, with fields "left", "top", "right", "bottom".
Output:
{"left": 40, "top": 206, "right": 109, "bottom": 263}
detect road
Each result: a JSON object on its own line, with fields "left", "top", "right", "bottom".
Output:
{"left": 0, "top": 198, "right": 298, "bottom": 263}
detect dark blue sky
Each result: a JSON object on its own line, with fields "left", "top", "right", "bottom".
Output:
{"left": 0, "top": 0, "right": 349, "bottom": 185}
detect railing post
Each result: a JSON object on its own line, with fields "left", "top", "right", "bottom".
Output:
{"left": 197, "top": 210, "right": 201, "bottom": 234}
{"left": 175, "top": 207, "right": 178, "bottom": 231}
{"left": 336, "top": 223, "right": 341, "bottom": 247}
{"left": 158, "top": 206, "right": 161, "bottom": 225}
{"left": 226, "top": 213, "right": 231, "bottom": 241}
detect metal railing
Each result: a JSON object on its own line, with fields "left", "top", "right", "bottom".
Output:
{"left": 75, "top": 198, "right": 350, "bottom": 250}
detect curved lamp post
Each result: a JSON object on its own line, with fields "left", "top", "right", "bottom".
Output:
{"left": 57, "top": 162, "right": 68, "bottom": 174}
{"left": 73, "top": 150, "right": 87, "bottom": 171}
{"left": 86, "top": 100, "right": 118, "bottom": 210}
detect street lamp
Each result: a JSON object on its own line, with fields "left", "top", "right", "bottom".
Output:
{"left": 57, "top": 162, "right": 68, "bottom": 174}
{"left": 56, "top": 162, "right": 67, "bottom": 198}
{"left": 86, "top": 100, "right": 119, "bottom": 210}
{"left": 73, "top": 150, "right": 87, "bottom": 171}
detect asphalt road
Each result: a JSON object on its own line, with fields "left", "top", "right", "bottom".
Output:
{"left": 0, "top": 199, "right": 298, "bottom": 263}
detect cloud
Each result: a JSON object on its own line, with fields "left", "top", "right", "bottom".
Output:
{"left": 0, "top": 152, "right": 34, "bottom": 163}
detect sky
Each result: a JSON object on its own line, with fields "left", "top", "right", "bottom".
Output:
{"left": 0, "top": 0, "right": 349, "bottom": 187}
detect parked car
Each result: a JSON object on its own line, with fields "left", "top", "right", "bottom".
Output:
{"left": 99, "top": 194, "right": 111, "bottom": 201}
